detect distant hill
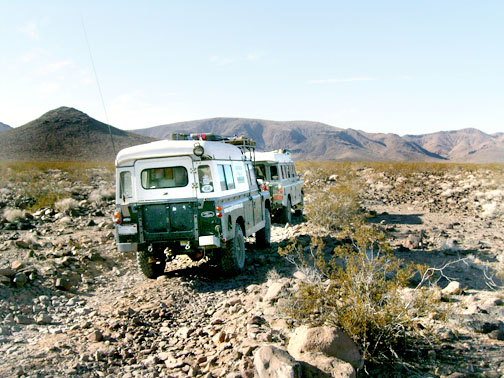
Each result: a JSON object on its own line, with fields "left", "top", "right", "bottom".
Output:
{"left": 0, "top": 122, "right": 12, "bottom": 133}
{"left": 133, "top": 118, "right": 451, "bottom": 162}
{"left": 404, "top": 128, "right": 504, "bottom": 163}
{"left": 0, "top": 107, "right": 155, "bottom": 161}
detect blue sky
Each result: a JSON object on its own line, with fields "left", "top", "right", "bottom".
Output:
{"left": 1, "top": 1, "right": 503, "bottom": 135}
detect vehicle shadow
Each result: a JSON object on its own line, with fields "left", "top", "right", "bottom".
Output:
{"left": 159, "top": 231, "right": 342, "bottom": 294}
{"left": 367, "top": 212, "right": 424, "bottom": 225}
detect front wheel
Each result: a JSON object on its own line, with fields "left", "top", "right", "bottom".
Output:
{"left": 256, "top": 208, "right": 271, "bottom": 248}
{"left": 137, "top": 247, "right": 166, "bottom": 279}
{"left": 220, "top": 224, "right": 246, "bottom": 276}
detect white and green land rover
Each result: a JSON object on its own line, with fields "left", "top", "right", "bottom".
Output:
{"left": 114, "top": 134, "right": 271, "bottom": 278}
{"left": 253, "top": 150, "right": 303, "bottom": 224}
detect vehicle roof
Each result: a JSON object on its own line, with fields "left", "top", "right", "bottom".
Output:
{"left": 116, "top": 140, "right": 246, "bottom": 166}
{"left": 254, "top": 151, "right": 293, "bottom": 163}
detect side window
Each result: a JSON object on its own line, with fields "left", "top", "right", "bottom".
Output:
{"left": 198, "top": 165, "right": 214, "bottom": 193}
{"left": 224, "top": 165, "right": 235, "bottom": 190}
{"left": 218, "top": 164, "right": 235, "bottom": 191}
{"left": 270, "top": 165, "right": 279, "bottom": 181}
{"left": 246, "top": 163, "right": 258, "bottom": 190}
{"left": 119, "top": 171, "right": 132, "bottom": 198}
{"left": 254, "top": 164, "right": 266, "bottom": 180}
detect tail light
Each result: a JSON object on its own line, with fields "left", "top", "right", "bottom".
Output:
{"left": 216, "top": 205, "right": 222, "bottom": 218}
{"left": 114, "top": 212, "right": 121, "bottom": 224}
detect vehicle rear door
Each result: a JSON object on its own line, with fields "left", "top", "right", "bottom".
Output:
{"left": 134, "top": 157, "right": 198, "bottom": 241}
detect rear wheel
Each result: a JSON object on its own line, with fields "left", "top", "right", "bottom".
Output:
{"left": 282, "top": 198, "right": 292, "bottom": 224}
{"left": 220, "top": 224, "right": 245, "bottom": 276}
{"left": 256, "top": 208, "right": 271, "bottom": 248}
{"left": 137, "top": 246, "right": 166, "bottom": 279}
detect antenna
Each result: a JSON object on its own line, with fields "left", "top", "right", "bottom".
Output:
{"left": 81, "top": 15, "right": 116, "bottom": 156}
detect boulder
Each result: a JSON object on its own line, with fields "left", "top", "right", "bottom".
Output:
{"left": 298, "top": 352, "right": 355, "bottom": 378}
{"left": 288, "top": 326, "right": 363, "bottom": 370}
{"left": 13, "top": 272, "right": 28, "bottom": 288}
{"left": 442, "top": 281, "right": 461, "bottom": 296}
{"left": 254, "top": 345, "right": 302, "bottom": 378}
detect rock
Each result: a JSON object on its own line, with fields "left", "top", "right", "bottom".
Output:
{"left": 88, "top": 329, "right": 104, "bottom": 342}
{"left": 35, "top": 313, "right": 53, "bottom": 325}
{"left": 14, "top": 240, "right": 30, "bottom": 249}
{"left": 15, "top": 315, "right": 34, "bottom": 325}
{"left": 463, "top": 315, "right": 501, "bottom": 334}
{"left": 442, "top": 281, "right": 461, "bottom": 296}
{"left": 488, "top": 328, "right": 504, "bottom": 340}
{"left": 0, "top": 268, "right": 16, "bottom": 278}
{"left": 288, "top": 326, "right": 363, "bottom": 370}
{"left": 264, "top": 281, "right": 290, "bottom": 303}
{"left": 11, "top": 260, "right": 25, "bottom": 270}
{"left": 298, "top": 352, "right": 356, "bottom": 378}
{"left": 0, "top": 275, "right": 11, "bottom": 285}
{"left": 254, "top": 345, "right": 302, "bottom": 378}
{"left": 403, "top": 234, "right": 421, "bottom": 249}
{"left": 55, "top": 277, "right": 72, "bottom": 291}
{"left": 13, "top": 272, "right": 28, "bottom": 288}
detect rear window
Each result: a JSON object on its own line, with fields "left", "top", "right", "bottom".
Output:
{"left": 141, "top": 167, "right": 188, "bottom": 189}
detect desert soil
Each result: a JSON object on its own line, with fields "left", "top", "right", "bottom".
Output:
{"left": 0, "top": 165, "right": 503, "bottom": 377}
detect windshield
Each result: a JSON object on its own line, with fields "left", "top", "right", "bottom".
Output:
{"left": 141, "top": 166, "right": 188, "bottom": 189}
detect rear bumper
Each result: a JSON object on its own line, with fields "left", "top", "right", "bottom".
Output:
{"left": 199, "top": 235, "right": 221, "bottom": 248}
{"left": 117, "top": 242, "right": 138, "bottom": 253}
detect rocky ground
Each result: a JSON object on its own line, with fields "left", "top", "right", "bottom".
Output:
{"left": 0, "top": 165, "right": 503, "bottom": 377}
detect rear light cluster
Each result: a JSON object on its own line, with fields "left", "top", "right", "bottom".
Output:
{"left": 114, "top": 212, "right": 122, "bottom": 224}
{"left": 216, "top": 205, "right": 222, "bottom": 218}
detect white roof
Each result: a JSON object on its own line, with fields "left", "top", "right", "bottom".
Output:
{"left": 254, "top": 151, "right": 293, "bottom": 164}
{"left": 116, "top": 140, "right": 245, "bottom": 166}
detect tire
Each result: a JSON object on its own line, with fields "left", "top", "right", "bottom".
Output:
{"left": 220, "top": 224, "right": 246, "bottom": 276}
{"left": 256, "top": 208, "right": 271, "bottom": 248}
{"left": 282, "top": 198, "right": 292, "bottom": 224}
{"left": 295, "top": 193, "right": 304, "bottom": 216}
{"left": 137, "top": 248, "right": 166, "bottom": 279}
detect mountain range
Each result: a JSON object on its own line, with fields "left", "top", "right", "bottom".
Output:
{"left": 0, "top": 122, "right": 11, "bottom": 133}
{"left": 134, "top": 118, "right": 504, "bottom": 163}
{"left": 0, "top": 107, "right": 502, "bottom": 162}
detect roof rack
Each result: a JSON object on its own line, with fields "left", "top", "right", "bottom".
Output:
{"left": 170, "top": 132, "right": 256, "bottom": 154}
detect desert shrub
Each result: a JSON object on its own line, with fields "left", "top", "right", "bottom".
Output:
{"left": 2, "top": 208, "right": 26, "bottom": 222}
{"left": 54, "top": 198, "right": 79, "bottom": 213}
{"left": 279, "top": 222, "right": 440, "bottom": 363}
{"left": 89, "top": 187, "right": 115, "bottom": 203}
{"left": 304, "top": 182, "right": 362, "bottom": 231}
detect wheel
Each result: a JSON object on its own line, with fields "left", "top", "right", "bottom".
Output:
{"left": 282, "top": 198, "right": 292, "bottom": 224}
{"left": 295, "top": 193, "right": 304, "bottom": 216}
{"left": 256, "top": 208, "right": 271, "bottom": 248}
{"left": 137, "top": 247, "right": 166, "bottom": 279}
{"left": 220, "top": 224, "right": 246, "bottom": 276}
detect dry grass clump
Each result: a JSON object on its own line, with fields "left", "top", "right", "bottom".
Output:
{"left": 279, "top": 223, "right": 440, "bottom": 363}
{"left": 54, "top": 198, "right": 79, "bottom": 214}
{"left": 88, "top": 187, "right": 115, "bottom": 204}
{"left": 2, "top": 208, "right": 26, "bottom": 222}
